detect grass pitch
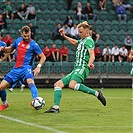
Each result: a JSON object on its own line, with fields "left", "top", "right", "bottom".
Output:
{"left": 0, "top": 88, "right": 132, "bottom": 133}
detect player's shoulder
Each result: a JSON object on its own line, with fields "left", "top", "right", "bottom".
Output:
{"left": 15, "top": 37, "right": 23, "bottom": 43}
{"left": 85, "top": 36, "right": 94, "bottom": 45}
{"left": 30, "top": 39, "right": 38, "bottom": 46}
{"left": 86, "top": 36, "right": 94, "bottom": 42}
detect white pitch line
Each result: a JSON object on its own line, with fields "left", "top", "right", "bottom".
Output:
{"left": 53, "top": 125, "right": 132, "bottom": 129}
{"left": 0, "top": 115, "right": 67, "bottom": 133}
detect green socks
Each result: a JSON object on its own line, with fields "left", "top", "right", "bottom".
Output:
{"left": 74, "top": 83, "right": 97, "bottom": 96}
{"left": 54, "top": 87, "right": 62, "bottom": 106}
{"left": 53, "top": 84, "right": 97, "bottom": 108}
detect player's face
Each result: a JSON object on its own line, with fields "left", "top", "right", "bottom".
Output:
{"left": 21, "top": 31, "right": 31, "bottom": 42}
{"left": 78, "top": 27, "right": 89, "bottom": 39}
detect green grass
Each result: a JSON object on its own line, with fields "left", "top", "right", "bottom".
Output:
{"left": 0, "top": 88, "right": 132, "bottom": 133}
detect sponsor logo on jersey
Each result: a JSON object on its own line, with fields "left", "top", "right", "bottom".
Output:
{"left": 26, "top": 45, "right": 30, "bottom": 49}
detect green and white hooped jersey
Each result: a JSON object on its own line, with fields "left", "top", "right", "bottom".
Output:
{"left": 75, "top": 36, "right": 94, "bottom": 68}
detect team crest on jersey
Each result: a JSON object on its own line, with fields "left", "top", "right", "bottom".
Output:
{"left": 26, "top": 45, "right": 30, "bottom": 49}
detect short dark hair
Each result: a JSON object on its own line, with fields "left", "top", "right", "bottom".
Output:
{"left": 21, "top": 26, "right": 31, "bottom": 33}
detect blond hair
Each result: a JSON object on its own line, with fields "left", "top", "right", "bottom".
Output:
{"left": 21, "top": 26, "right": 31, "bottom": 33}
{"left": 77, "top": 21, "right": 90, "bottom": 29}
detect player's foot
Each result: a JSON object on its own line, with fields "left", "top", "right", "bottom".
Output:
{"left": 97, "top": 90, "right": 106, "bottom": 106}
{"left": 0, "top": 103, "right": 9, "bottom": 111}
{"left": 45, "top": 107, "right": 60, "bottom": 113}
{"left": 30, "top": 102, "right": 39, "bottom": 110}
{"left": 9, "top": 88, "right": 13, "bottom": 92}
{"left": 20, "top": 84, "right": 25, "bottom": 92}
{"left": 30, "top": 102, "right": 35, "bottom": 108}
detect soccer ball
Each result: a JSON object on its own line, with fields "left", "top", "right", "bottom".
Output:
{"left": 32, "top": 97, "right": 45, "bottom": 110}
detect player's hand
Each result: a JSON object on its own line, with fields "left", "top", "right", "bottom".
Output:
{"left": 88, "top": 63, "right": 95, "bottom": 69}
{"left": 33, "top": 67, "right": 40, "bottom": 76}
{"left": 59, "top": 29, "right": 64, "bottom": 36}
{"left": 129, "top": 54, "right": 133, "bottom": 60}
{"left": 0, "top": 46, "right": 4, "bottom": 51}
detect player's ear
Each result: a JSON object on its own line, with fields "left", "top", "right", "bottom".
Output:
{"left": 29, "top": 31, "right": 31, "bottom": 37}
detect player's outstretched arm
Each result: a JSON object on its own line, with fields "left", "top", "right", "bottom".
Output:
{"left": 59, "top": 29, "right": 78, "bottom": 46}
{"left": 0, "top": 46, "right": 14, "bottom": 53}
{"left": 88, "top": 49, "right": 95, "bottom": 69}
{"left": 33, "top": 53, "right": 46, "bottom": 76}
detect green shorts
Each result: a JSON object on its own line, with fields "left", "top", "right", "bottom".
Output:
{"left": 62, "top": 66, "right": 89, "bottom": 87}
{"left": 130, "top": 68, "right": 133, "bottom": 76}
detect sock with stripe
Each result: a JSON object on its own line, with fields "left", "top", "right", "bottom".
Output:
{"left": 53, "top": 87, "right": 62, "bottom": 109}
{"left": 74, "top": 83, "right": 98, "bottom": 96}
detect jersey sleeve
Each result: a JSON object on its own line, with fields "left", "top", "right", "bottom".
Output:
{"left": 0, "top": 41, "right": 7, "bottom": 47}
{"left": 77, "top": 39, "right": 81, "bottom": 44}
{"left": 11, "top": 39, "right": 17, "bottom": 49}
{"left": 33, "top": 42, "right": 43, "bottom": 55}
{"left": 85, "top": 39, "right": 95, "bottom": 50}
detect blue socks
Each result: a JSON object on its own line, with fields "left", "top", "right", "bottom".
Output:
{"left": 18, "top": 81, "right": 22, "bottom": 86}
{"left": 0, "top": 90, "right": 7, "bottom": 102}
{"left": 29, "top": 83, "right": 38, "bottom": 99}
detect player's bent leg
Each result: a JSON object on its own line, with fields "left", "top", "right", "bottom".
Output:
{"left": 68, "top": 80, "right": 77, "bottom": 90}
{"left": 45, "top": 80, "right": 64, "bottom": 113}
{"left": 71, "top": 81, "right": 106, "bottom": 106}
{"left": 72, "top": 82, "right": 97, "bottom": 96}
{"left": 27, "top": 78, "right": 38, "bottom": 99}
{"left": 0, "top": 80, "right": 11, "bottom": 90}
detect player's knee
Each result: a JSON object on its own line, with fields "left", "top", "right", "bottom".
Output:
{"left": 0, "top": 84, "right": 4, "bottom": 90}
{"left": 54, "top": 80, "right": 64, "bottom": 88}
{"left": 69, "top": 80, "right": 77, "bottom": 90}
{"left": 27, "top": 79, "right": 34, "bottom": 85}
{"left": 54, "top": 82, "right": 57, "bottom": 87}
{"left": 68, "top": 83, "right": 75, "bottom": 90}
{"left": 54, "top": 82, "right": 61, "bottom": 88}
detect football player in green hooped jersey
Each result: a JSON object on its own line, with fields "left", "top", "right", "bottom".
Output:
{"left": 45, "top": 21, "right": 106, "bottom": 113}
{"left": 129, "top": 44, "right": 133, "bottom": 89}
